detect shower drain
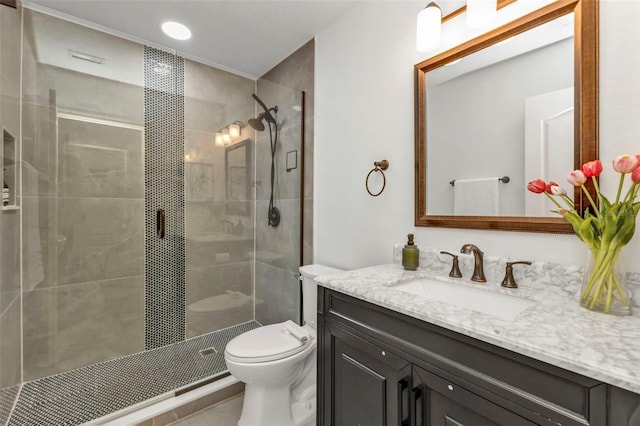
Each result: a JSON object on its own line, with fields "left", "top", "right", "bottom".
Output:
{"left": 199, "top": 347, "right": 218, "bottom": 357}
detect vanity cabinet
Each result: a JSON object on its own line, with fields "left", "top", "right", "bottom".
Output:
{"left": 318, "top": 288, "right": 639, "bottom": 426}
{"left": 327, "top": 322, "right": 410, "bottom": 426}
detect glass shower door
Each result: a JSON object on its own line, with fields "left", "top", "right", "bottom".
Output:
{"left": 183, "top": 59, "right": 256, "bottom": 339}
{"left": 253, "top": 81, "right": 304, "bottom": 326}
{"left": 21, "top": 9, "right": 147, "bottom": 381}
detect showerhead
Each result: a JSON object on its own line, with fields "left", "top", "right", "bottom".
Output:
{"left": 248, "top": 93, "right": 279, "bottom": 132}
{"left": 248, "top": 114, "right": 265, "bottom": 131}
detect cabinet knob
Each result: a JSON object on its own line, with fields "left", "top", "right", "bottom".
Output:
{"left": 447, "top": 384, "right": 454, "bottom": 391}
{"left": 381, "top": 351, "right": 386, "bottom": 356}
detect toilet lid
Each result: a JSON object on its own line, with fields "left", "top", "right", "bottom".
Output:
{"left": 225, "top": 322, "right": 312, "bottom": 363}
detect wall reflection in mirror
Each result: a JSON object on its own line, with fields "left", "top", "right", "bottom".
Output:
{"left": 426, "top": 13, "right": 574, "bottom": 217}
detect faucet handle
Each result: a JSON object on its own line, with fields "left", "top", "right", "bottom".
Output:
{"left": 440, "top": 251, "right": 462, "bottom": 278}
{"left": 501, "top": 261, "right": 532, "bottom": 289}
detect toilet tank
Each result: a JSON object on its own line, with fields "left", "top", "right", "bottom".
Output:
{"left": 299, "top": 264, "right": 344, "bottom": 329}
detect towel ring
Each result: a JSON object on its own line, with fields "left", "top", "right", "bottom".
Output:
{"left": 366, "top": 160, "right": 389, "bottom": 197}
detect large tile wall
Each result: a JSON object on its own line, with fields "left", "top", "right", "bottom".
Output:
{"left": 20, "top": 10, "right": 145, "bottom": 381}
{"left": 255, "top": 40, "right": 314, "bottom": 325}
{"left": 0, "top": 1, "right": 23, "bottom": 423}
{"left": 183, "top": 60, "right": 256, "bottom": 338}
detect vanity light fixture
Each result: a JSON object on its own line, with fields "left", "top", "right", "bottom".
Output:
{"left": 417, "top": 2, "right": 442, "bottom": 52}
{"left": 215, "top": 121, "right": 245, "bottom": 146}
{"left": 161, "top": 21, "right": 192, "bottom": 41}
{"left": 417, "top": 0, "right": 502, "bottom": 52}
{"left": 467, "top": 0, "right": 497, "bottom": 28}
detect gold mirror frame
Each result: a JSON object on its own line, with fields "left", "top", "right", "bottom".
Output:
{"left": 415, "top": 0, "right": 598, "bottom": 233}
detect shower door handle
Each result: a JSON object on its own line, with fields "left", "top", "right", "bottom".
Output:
{"left": 157, "top": 209, "right": 165, "bottom": 239}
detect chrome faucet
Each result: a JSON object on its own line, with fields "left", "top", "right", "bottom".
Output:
{"left": 460, "top": 244, "right": 486, "bottom": 283}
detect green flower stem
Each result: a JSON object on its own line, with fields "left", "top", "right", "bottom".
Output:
{"left": 623, "top": 182, "right": 639, "bottom": 204}
{"left": 581, "top": 184, "right": 600, "bottom": 217}
{"left": 591, "top": 176, "right": 600, "bottom": 196}
{"left": 615, "top": 173, "right": 626, "bottom": 204}
{"left": 581, "top": 245, "right": 631, "bottom": 313}
{"left": 560, "top": 194, "right": 575, "bottom": 209}
{"left": 612, "top": 273, "right": 629, "bottom": 306}
{"left": 544, "top": 193, "right": 564, "bottom": 210}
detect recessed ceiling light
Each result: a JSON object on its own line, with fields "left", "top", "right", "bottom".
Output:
{"left": 161, "top": 21, "right": 191, "bottom": 41}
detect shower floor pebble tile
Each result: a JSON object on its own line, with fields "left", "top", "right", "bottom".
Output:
{"left": 7, "top": 322, "right": 259, "bottom": 426}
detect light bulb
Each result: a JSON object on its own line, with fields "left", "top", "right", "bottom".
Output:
{"left": 215, "top": 132, "right": 224, "bottom": 146}
{"left": 222, "top": 128, "right": 231, "bottom": 144}
{"left": 229, "top": 123, "right": 241, "bottom": 138}
{"left": 417, "top": 2, "right": 442, "bottom": 53}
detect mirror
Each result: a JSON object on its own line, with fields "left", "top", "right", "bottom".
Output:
{"left": 415, "top": 0, "right": 598, "bottom": 233}
{"left": 225, "top": 139, "right": 252, "bottom": 216}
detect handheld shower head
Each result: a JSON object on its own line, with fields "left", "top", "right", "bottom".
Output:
{"left": 251, "top": 93, "right": 276, "bottom": 123}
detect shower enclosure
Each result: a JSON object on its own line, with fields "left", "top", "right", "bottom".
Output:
{"left": 0, "top": 4, "right": 308, "bottom": 424}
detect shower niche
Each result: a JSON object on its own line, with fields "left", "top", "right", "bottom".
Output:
{"left": 2, "top": 129, "right": 18, "bottom": 210}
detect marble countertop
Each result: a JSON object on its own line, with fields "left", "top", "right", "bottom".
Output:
{"left": 316, "top": 263, "right": 640, "bottom": 394}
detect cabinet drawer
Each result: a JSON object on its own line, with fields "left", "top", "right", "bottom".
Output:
{"left": 321, "top": 288, "right": 606, "bottom": 426}
{"left": 414, "top": 365, "right": 537, "bottom": 426}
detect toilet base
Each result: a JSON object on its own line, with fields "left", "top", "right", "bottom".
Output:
{"left": 238, "top": 384, "right": 297, "bottom": 426}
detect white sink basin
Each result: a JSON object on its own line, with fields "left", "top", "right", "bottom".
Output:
{"left": 390, "top": 277, "right": 536, "bottom": 321}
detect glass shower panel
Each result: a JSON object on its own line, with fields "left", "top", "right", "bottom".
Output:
{"left": 183, "top": 59, "right": 256, "bottom": 339}
{"left": 21, "top": 9, "right": 147, "bottom": 381}
{"left": 254, "top": 81, "right": 304, "bottom": 325}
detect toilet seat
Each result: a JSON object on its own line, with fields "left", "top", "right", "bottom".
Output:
{"left": 225, "top": 322, "right": 313, "bottom": 363}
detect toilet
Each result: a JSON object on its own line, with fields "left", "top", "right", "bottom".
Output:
{"left": 224, "top": 264, "right": 343, "bottom": 426}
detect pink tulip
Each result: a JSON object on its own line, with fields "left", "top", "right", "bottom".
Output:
{"left": 545, "top": 181, "right": 559, "bottom": 194}
{"left": 527, "top": 179, "right": 546, "bottom": 194}
{"left": 550, "top": 185, "right": 567, "bottom": 196}
{"left": 632, "top": 167, "right": 640, "bottom": 183}
{"left": 582, "top": 160, "right": 603, "bottom": 178}
{"left": 567, "top": 170, "right": 587, "bottom": 186}
{"left": 612, "top": 155, "right": 639, "bottom": 173}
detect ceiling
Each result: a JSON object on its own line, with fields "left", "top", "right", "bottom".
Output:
{"left": 24, "top": 0, "right": 469, "bottom": 79}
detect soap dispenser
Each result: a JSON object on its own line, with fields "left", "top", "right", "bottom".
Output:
{"left": 402, "top": 234, "right": 419, "bottom": 270}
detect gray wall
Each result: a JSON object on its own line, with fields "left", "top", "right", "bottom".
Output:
{"left": 0, "top": 2, "right": 23, "bottom": 422}
{"left": 255, "top": 40, "right": 314, "bottom": 325}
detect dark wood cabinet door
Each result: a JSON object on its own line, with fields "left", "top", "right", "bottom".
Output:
{"left": 412, "top": 365, "right": 537, "bottom": 426}
{"left": 326, "top": 323, "right": 411, "bottom": 426}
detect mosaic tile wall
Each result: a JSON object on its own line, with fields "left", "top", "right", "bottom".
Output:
{"left": 8, "top": 321, "right": 259, "bottom": 425}
{"left": 144, "top": 47, "right": 186, "bottom": 350}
